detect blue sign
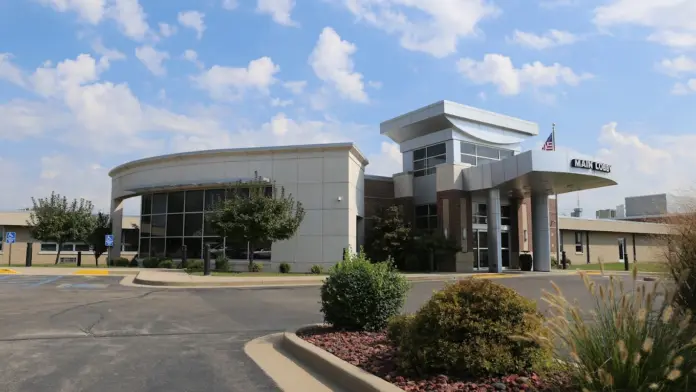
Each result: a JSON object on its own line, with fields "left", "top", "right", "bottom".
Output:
{"left": 5, "top": 232, "right": 16, "bottom": 244}
{"left": 105, "top": 235, "right": 114, "bottom": 247}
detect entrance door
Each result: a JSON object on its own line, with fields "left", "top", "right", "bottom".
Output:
{"left": 474, "top": 230, "right": 488, "bottom": 270}
{"left": 618, "top": 238, "right": 626, "bottom": 263}
{"left": 473, "top": 230, "right": 511, "bottom": 270}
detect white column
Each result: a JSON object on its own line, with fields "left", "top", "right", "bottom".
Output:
{"left": 487, "top": 188, "right": 502, "bottom": 273}
{"left": 531, "top": 194, "right": 551, "bottom": 272}
{"left": 109, "top": 198, "right": 123, "bottom": 262}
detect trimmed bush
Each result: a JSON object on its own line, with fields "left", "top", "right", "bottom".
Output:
{"left": 519, "top": 253, "right": 533, "bottom": 271}
{"left": 250, "top": 262, "right": 263, "bottom": 272}
{"left": 157, "top": 259, "right": 174, "bottom": 269}
{"left": 534, "top": 270, "right": 696, "bottom": 391}
{"left": 320, "top": 251, "right": 409, "bottom": 331}
{"left": 185, "top": 259, "right": 204, "bottom": 273}
{"left": 279, "top": 262, "right": 291, "bottom": 273}
{"left": 128, "top": 256, "right": 139, "bottom": 268}
{"left": 310, "top": 264, "right": 324, "bottom": 275}
{"left": 112, "top": 257, "right": 129, "bottom": 267}
{"left": 215, "top": 255, "right": 229, "bottom": 272}
{"left": 388, "top": 279, "right": 550, "bottom": 378}
{"left": 142, "top": 257, "right": 162, "bottom": 268}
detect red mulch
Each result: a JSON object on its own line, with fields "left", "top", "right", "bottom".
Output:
{"left": 298, "top": 326, "right": 570, "bottom": 392}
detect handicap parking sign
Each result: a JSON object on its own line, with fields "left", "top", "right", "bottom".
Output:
{"left": 5, "top": 232, "right": 16, "bottom": 244}
{"left": 105, "top": 235, "right": 114, "bottom": 247}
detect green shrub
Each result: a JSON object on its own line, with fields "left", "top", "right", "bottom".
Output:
{"left": 279, "top": 262, "right": 291, "bottom": 273}
{"left": 215, "top": 255, "right": 229, "bottom": 272}
{"left": 157, "top": 259, "right": 174, "bottom": 269}
{"left": 663, "top": 213, "right": 696, "bottom": 314}
{"left": 250, "top": 262, "right": 263, "bottom": 272}
{"left": 185, "top": 260, "right": 204, "bottom": 273}
{"left": 389, "top": 279, "right": 550, "bottom": 378}
{"left": 112, "top": 257, "right": 129, "bottom": 267}
{"left": 142, "top": 257, "right": 162, "bottom": 268}
{"left": 310, "top": 264, "right": 324, "bottom": 275}
{"left": 128, "top": 256, "right": 139, "bottom": 268}
{"left": 320, "top": 251, "right": 409, "bottom": 331}
{"left": 533, "top": 270, "right": 696, "bottom": 391}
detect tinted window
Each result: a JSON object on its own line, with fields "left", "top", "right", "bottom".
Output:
{"left": 141, "top": 194, "right": 152, "bottom": 215}
{"left": 151, "top": 238, "right": 165, "bottom": 258}
{"left": 461, "top": 154, "right": 477, "bottom": 165}
{"left": 413, "top": 148, "right": 426, "bottom": 160}
{"left": 477, "top": 145, "right": 499, "bottom": 159}
{"left": 461, "top": 142, "right": 476, "bottom": 155}
{"left": 167, "top": 191, "right": 185, "bottom": 213}
{"left": 152, "top": 193, "right": 167, "bottom": 214}
{"left": 184, "top": 213, "right": 204, "bottom": 237}
{"left": 151, "top": 215, "right": 166, "bottom": 237}
{"left": 427, "top": 143, "right": 446, "bottom": 157}
{"left": 184, "top": 238, "right": 202, "bottom": 259}
{"left": 166, "top": 213, "right": 183, "bottom": 237}
{"left": 185, "top": 190, "right": 204, "bottom": 212}
{"left": 205, "top": 189, "right": 225, "bottom": 210}
{"left": 139, "top": 238, "right": 150, "bottom": 258}
{"left": 165, "top": 238, "right": 183, "bottom": 259}
{"left": 140, "top": 215, "right": 151, "bottom": 237}
{"left": 41, "top": 243, "right": 57, "bottom": 252}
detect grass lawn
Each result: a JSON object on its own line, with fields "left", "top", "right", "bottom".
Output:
{"left": 573, "top": 262, "right": 668, "bottom": 273}
{"left": 189, "top": 271, "right": 326, "bottom": 277}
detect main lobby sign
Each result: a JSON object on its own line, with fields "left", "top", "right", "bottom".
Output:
{"left": 571, "top": 159, "right": 611, "bottom": 173}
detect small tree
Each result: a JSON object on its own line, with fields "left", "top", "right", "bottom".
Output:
{"left": 206, "top": 179, "right": 305, "bottom": 271}
{"left": 27, "top": 192, "right": 94, "bottom": 265}
{"left": 410, "top": 230, "right": 461, "bottom": 272}
{"left": 85, "top": 212, "right": 111, "bottom": 266}
{"left": 367, "top": 205, "right": 411, "bottom": 267}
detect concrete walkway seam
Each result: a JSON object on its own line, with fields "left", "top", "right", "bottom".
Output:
{"left": 281, "top": 325, "right": 403, "bottom": 392}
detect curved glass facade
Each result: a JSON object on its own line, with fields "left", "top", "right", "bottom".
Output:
{"left": 139, "top": 187, "right": 272, "bottom": 260}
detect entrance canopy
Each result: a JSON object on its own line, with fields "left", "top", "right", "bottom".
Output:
{"left": 461, "top": 150, "right": 617, "bottom": 197}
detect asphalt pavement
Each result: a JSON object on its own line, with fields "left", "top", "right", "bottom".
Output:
{"left": 0, "top": 274, "right": 648, "bottom": 392}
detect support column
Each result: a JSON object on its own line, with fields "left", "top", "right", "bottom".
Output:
{"left": 531, "top": 194, "right": 551, "bottom": 272}
{"left": 487, "top": 188, "right": 502, "bottom": 273}
{"left": 509, "top": 198, "right": 521, "bottom": 269}
{"left": 109, "top": 198, "right": 124, "bottom": 263}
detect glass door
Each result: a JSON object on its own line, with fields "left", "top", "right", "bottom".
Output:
{"left": 474, "top": 230, "right": 489, "bottom": 270}
{"left": 501, "top": 231, "right": 510, "bottom": 268}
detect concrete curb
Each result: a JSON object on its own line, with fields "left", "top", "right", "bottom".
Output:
{"left": 131, "top": 274, "right": 327, "bottom": 287}
{"left": 281, "top": 325, "right": 403, "bottom": 392}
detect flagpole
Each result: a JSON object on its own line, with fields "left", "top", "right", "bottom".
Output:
{"left": 552, "top": 123, "right": 561, "bottom": 265}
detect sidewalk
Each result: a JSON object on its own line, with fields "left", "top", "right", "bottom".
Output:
{"left": 126, "top": 269, "right": 590, "bottom": 288}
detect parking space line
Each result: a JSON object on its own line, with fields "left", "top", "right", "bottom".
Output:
{"left": 0, "top": 276, "right": 14, "bottom": 281}
{"left": 30, "top": 276, "right": 64, "bottom": 287}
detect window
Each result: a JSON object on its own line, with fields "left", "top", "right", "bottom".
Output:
{"left": 473, "top": 202, "right": 487, "bottom": 224}
{"left": 412, "top": 143, "right": 446, "bottom": 177}
{"left": 0, "top": 226, "right": 3, "bottom": 252}
{"left": 40, "top": 243, "right": 90, "bottom": 252}
{"left": 501, "top": 205, "right": 511, "bottom": 226}
{"left": 460, "top": 141, "right": 514, "bottom": 166}
{"left": 415, "top": 204, "right": 438, "bottom": 230}
{"left": 575, "top": 232, "right": 584, "bottom": 253}
{"left": 167, "top": 191, "right": 185, "bottom": 213}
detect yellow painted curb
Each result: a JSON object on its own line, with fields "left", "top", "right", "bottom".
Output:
{"left": 471, "top": 273, "right": 515, "bottom": 279}
{"left": 0, "top": 268, "right": 18, "bottom": 274}
{"left": 73, "top": 270, "right": 109, "bottom": 275}
{"left": 580, "top": 271, "right": 602, "bottom": 275}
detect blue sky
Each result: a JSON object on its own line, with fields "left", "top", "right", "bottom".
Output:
{"left": 1, "top": 0, "right": 695, "bottom": 216}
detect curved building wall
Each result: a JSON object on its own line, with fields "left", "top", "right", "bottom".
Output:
{"left": 109, "top": 143, "right": 367, "bottom": 272}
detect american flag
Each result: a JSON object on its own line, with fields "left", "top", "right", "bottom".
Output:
{"left": 541, "top": 133, "right": 555, "bottom": 151}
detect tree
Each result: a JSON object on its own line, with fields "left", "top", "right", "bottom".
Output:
{"left": 27, "top": 192, "right": 94, "bottom": 265}
{"left": 206, "top": 179, "right": 305, "bottom": 271}
{"left": 366, "top": 205, "right": 411, "bottom": 267}
{"left": 85, "top": 212, "right": 111, "bottom": 266}
{"left": 409, "top": 230, "right": 461, "bottom": 272}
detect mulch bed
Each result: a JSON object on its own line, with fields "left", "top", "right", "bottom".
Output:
{"left": 298, "top": 326, "right": 569, "bottom": 392}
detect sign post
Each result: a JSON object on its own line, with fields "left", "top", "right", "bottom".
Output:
{"left": 5, "top": 232, "right": 16, "bottom": 266}
{"left": 105, "top": 235, "right": 114, "bottom": 266}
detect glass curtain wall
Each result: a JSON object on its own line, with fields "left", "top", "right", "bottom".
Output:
{"left": 139, "top": 187, "right": 272, "bottom": 260}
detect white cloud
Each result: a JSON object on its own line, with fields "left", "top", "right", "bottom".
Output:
{"left": 192, "top": 56, "right": 280, "bottom": 100}
{"left": 657, "top": 55, "right": 696, "bottom": 77}
{"left": 158, "top": 22, "right": 176, "bottom": 38}
{"left": 309, "top": 27, "right": 368, "bottom": 103}
{"left": 178, "top": 10, "right": 206, "bottom": 39}
{"left": 457, "top": 53, "right": 593, "bottom": 96}
{"left": 31, "top": 53, "right": 103, "bottom": 97}
{"left": 40, "top": 0, "right": 107, "bottom": 24}
{"left": 0, "top": 100, "right": 67, "bottom": 140}
{"left": 135, "top": 46, "right": 169, "bottom": 76}
{"left": 271, "top": 97, "right": 293, "bottom": 107}
{"left": 343, "top": 0, "right": 499, "bottom": 58}
{"left": 91, "top": 38, "right": 126, "bottom": 66}
{"left": 0, "top": 53, "right": 27, "bottom": 87}
{"left": 222, "top": 0, "right": 239, "bottom": 10}
{"left": 594, "top": 0, "right": 696, "bottom": 49}
{"left": 182, "top": 49, "right": 204, "bottom": 69}
{"left": 364, "top": 142, "right": 402, "bottom": 176}
{"left": 508, "top": 29, "right": 579, "bottom": 50}
{"left": 283, "top": 80, "right": 307, "bottom": 94}
{"left": 108, "top": 0, "right": 149, "bottom": 40}
{"left": 40, "top": 0, "right": 150, "bottom": 40}
{"left": 671, "top": 79, "right": 696, "bottom": 95}
{"left": 539, "top": 0, "right": 579, "bottom": 8}
{"left": 257, "top": 0, "right": 297, "bottom": 26}
{"left": 367, "top": 80, "right": 382, "bottom": 89}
